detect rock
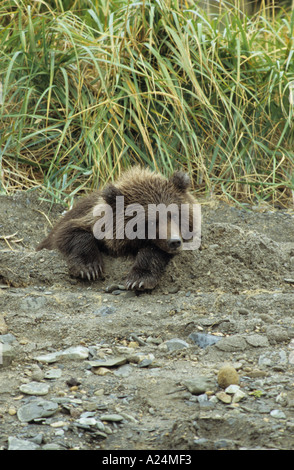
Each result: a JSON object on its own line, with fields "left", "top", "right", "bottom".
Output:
{"left": 270, "top": 409, "right": 286, "bottom": 419}
{"left": 94, "top": 305, "right": 116, "bottom": 316}
{"left": 100, "top": 413, "right": 124, "bottom": 422}
{"left": 114, "top": 364, "right": 133, "bottom": 377}
{"left": 183, "top": 376, "right": 215, "bottom": 395}
{"left": 34, "top": 346, "right": 89, "bottom": 363}
{"left": 127, "top": 352, "right": 155, "bottom": 367}
{"left": 217, "top": 365, "right": 239, "bottom": 389}
{"left": 215, "top": 335, "right": 247, "bottom": 352}
{"left": 266, "top": 326, "right": 289, "bottom": 344}
{"left": 19, "top": 381, "right": 50, "bottom": 396}
{"left": 92, "top": 367, "right": 113, "bottom": 376}
{"left": 8, "top": 406, "right": 17, "bottom": 416}
{"left": 216, "top": 391, "right": 232, "bottom": 404}
{"left": 88, "top": 356, "right": 127, "bottom": 368}
{"left": 8, "top": 436, "right": 40, "bottom": 450}
{"left": 188, "top": 332, "right": 222, "bottom": 349}
{"left": 17, "top": 398, "right": 59, "bottom": 423}
{"left": 245, "top": 334, "right": 269, "bottom": 348}
{"left": 0, "top": 342, "right": 16, "bottom": 367}
{"left": 276, "top": 392, "right": 288, "bottom": 406}
{"left": 76, "top": 417, "right": 97, "bottom": 426}
{"left": 163, "top": 338, "right": 190, "bottom": 351}
{"left": 0, "top": 315, "right": 8, "bottom": 334}
{"left": 258, "top": 350, "right": 287, "bottom": 368}
{"left": 238, "top": 308, "right": 250, "bottom": 315}
{"left": 44, "top": 368, "right": 62, "bottom": 380}
{"left": 225, "top": 384, "right": 240, "bottom": 394}
{"left": 0, "top": 333, "right": 17, "bottom": 344}
{"left": 31, "top": 364, "right": 44, "bottom": 382}
{"left": 289, "top": 351, "right": 294, "bottom": 365}
{"left": 232, "top": 389, "right": 246, "bottom": 403}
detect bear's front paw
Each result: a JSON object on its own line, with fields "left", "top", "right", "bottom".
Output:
{"left": 125, "top": 269, "right": 158, "bottom": 291}
{"left": 69, "top": 260, "right": 104, "bottom": 281}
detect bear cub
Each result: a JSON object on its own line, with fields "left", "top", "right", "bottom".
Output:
{"left": 37, "top": 166, "right": 198, "bottom": 290}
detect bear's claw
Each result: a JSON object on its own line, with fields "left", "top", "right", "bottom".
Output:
{"left": 70, "top": 261, "right": 104, "bottom": 281}
{"left": 125, "top": 272, "right": 158, "bottom": 291}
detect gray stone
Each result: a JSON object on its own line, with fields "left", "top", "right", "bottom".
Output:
{"left": 17, "top": 398, "right": 59, "bottom": 423}
{"left": 225, "top": 384, "right": 240, "bottom": 394}
{"left": 88, "top": 356, "right": 127, "bottom": 368}
{"left": 266, "top": 326, "right": 289, "bottom": 344}
{"left": 164, "top": 338, "right": 190, "bottom": 351}
{"left": 0, "top": 333, "right": 17, "bottom": 344}
{"left": 183, "top": 376, "right": 215, "bottom": 395}
{"left": 245, "top": 334, "right": 269, "bottom": 348}
{"left": 0, "top": 343, "right": 16, "bottom": 367}
{"left": 189, "top": 332, "right": 222, "bottom": 349}
{"left": 8, "top": 436, "right": 40, "bottom": 450}
{"left": 94, "top": 305, "right": 116, "bottom": 316}
{"left": 44, "top": 368, "right": 62, "bottom": 380}
{"left": 270, "top": 409, "right": 286, "bottom": 419}
{"left": 76, "top": 417, "right": 97, "bottom": 426}
{"left": 19, "top": 382, "right": 50, "bottom": 396}
{"left": 214, "top": 335, "right": 247, "bottom": 352}
{"left": 100, "top": 413, "right": 124, "bottom": 422}
{"left": 34, "top": 345, "right": 89, "bottom": 363}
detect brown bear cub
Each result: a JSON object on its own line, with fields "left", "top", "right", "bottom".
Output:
{"left": 37, "top": 167, "right": 199, "bottom": 290}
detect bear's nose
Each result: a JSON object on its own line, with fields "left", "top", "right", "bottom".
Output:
{"left": 167, "top": 237, "right": 182, "bottom": 250}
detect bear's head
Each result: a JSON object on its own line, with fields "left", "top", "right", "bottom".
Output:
{"left": 99, "top": 167, "right": 197, "bottom": 254}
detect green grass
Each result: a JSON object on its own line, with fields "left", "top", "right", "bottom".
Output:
{"left": 0, "top": 0, "right": 294, "bottom": 206}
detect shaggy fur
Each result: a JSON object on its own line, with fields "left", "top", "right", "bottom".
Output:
{"left": 37, "top": 166, "right": 198, "bottom": 290}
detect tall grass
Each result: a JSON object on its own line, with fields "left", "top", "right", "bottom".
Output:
{"left": 0, "top": 0, "right": 294, "bottom": 206}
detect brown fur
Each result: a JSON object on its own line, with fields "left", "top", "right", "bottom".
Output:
{"left": 37, "top": 166, "right": 198, "bottom": 290}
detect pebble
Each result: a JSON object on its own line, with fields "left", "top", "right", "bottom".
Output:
{"left": 266, "top": 326, "right": 289, "bottom": 344}
{"left": 270, "top": 409, "right": 286, "bottom": 419}
{"left": 94, "top": 306, "right": 116, "bottom": 316}
{"left": 19, "top": 382, "right": 50, "bottom": 396}
{"left": 216, "top": 391, "right": 231, "bottom": 404}
{"left": 189, "top": 332, "right": 222, "bottom": 349}
{"left": 258, "top": 350, "right": 287, "bottom": 368}
{"left": 225, "top": 384, "right": 240, "bottom": 394}
{"left": 8, "top": 436, "right": 40, "bottom": 450}
{"left": 232, "top": 389, "right": 246, "bottom": 404}
{"left": 127, "top": 352, "right": 155, "bottom": 367}
{"left": 44, "top": 368, "right": 62, "bottom": 380}
{"left": 217, "top": 365, "right": 239, "bottom": 389}
{"left": 17, "top": 398, "right": 59, "bottom": 423}
{"left": 245, "top": 334, "right": 269, "bottom": 348}
{"left": 162, "top": 338, "right": 190, "bottom": 351}
{"left": 88, "top": 356, "right": 127, "bottom": 368}
{"left": 0, "top": 316, "right": 8, "bottom": 334}
{"left": 31, "top": 365, "right": 44, "bottom": 382}
{"left": 100, "top": 413, "right": 124, "bottom": 422}
{"left": 92, "top": 367, "right": 113, "bottom": 376}
{"left": 76, "top": 417, "right": 97, "bottom": 426}
{"left": 50, "top": 420, "right": 68, "bottom": 428}
{"left": 215, "top": 335, "right": 247, "bottom": 352}
{"left": 8, "top": 407, "right": 17, "bottom": 416}
{"left": 0, "top": 342, "right": 16, "bottom": 367}
{"left": 34, "top": 346, "right": 89, "bottom": 363}
{"left": 183, "top": 376, "right": 215, "bottom": 395}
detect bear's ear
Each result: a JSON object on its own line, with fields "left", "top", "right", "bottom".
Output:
{"left": 170, "top": 171, "right": 191, "bottom": 192}
{"left": 102, "top": 184, "right": 123, "bottom": 207}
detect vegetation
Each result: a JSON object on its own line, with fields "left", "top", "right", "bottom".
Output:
{"left": 1, "top": 0, "right": 294, "bottom": 206}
